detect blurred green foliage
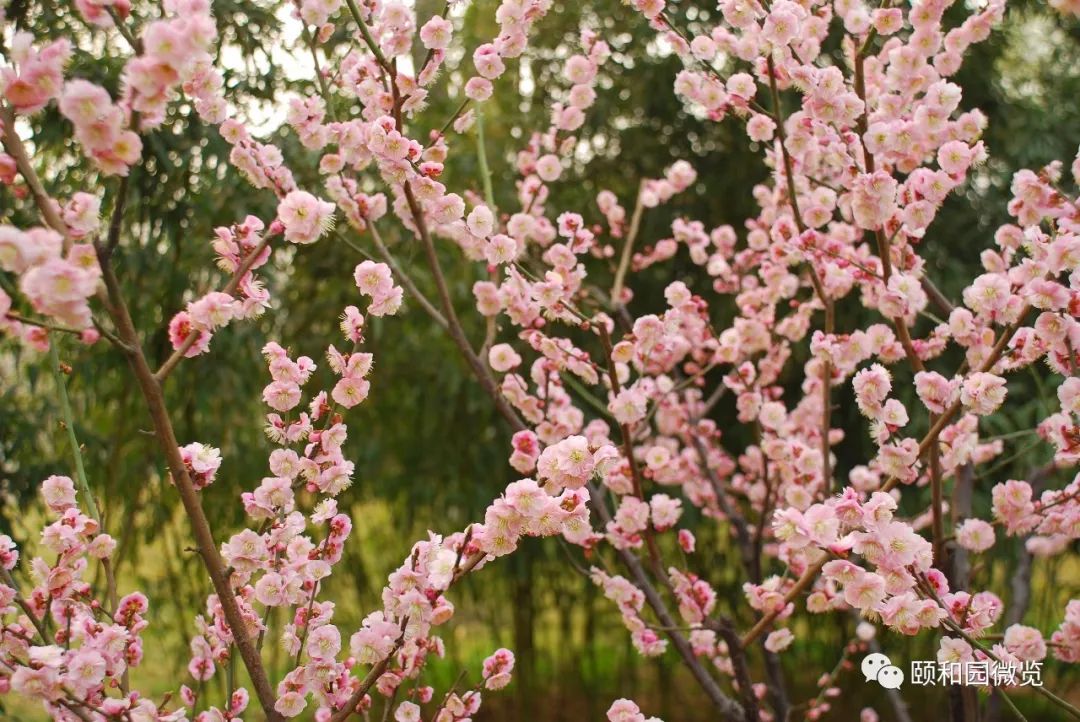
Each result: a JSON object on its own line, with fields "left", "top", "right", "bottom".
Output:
{"left": 2, "top": 0, "right": 1080, "bottom": 719}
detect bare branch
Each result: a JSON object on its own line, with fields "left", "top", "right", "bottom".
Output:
{"left": 610, "top": 180, "right": 646, "bottom": 307}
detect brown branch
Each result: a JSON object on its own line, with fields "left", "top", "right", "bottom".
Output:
{"left": 104, "top": 175, "right": 130, "bottom": 257}
{"left": 691, "top": 435, "right": 758, "bottom": 581}
{"left": 55, "top": 699, "right": 94, "bottom": 722}
{"left": 922, "top": 276, "right": 956, "bottom": 316}
{"left": 948, "top": 463, "right": 975, "bottom": 590}
{"left": 916, "top": 574, "right": 1080, "bottom": 721}
{"left": 882, "top": 307, "right": 1030, "bottom": 494}
{"left": 94, "top": 252, "right": 281, "bottom": 720}
{"left": 333, "top": 551, "right": 485, "bottom": 721}
{"left": 438, "top": 99, "right": 471, "bottom": 137}
{"left": 596, "top": 324, "right": 671, "bottom": 590}
{"left": 329, "top": 628, "right": 406, "bottom": 722}
{"left": 587, "top": 482, "right": 746, "bottom": 720}
{"left": 428, "top": 669, "right": 468, "bottom": 722}
{"left": 0, "top": 567, "right": 48, "bottom": 641}
{"left": 741, "top": 555, "right": 826, "bottom": 647}
{"left": 764, "top": 57, "right": 806, "bottom": 235}
{"left": 366, "top": 222, "right": 448, "bottom": 331}
{"left": 4, "top": 312, "right": 83, "bottom": 337}
{"left": 929, "top": 425, "right": 946, "bottom": 564}
{"left": 712, "top": 617, "right": 760, "bottom": 722}
{"left": 851, "top": 51, "right": 946, "bottom": 557}
{"left": 105, "top": 7, "right": 143, "bottom": 54}
{"left": 153, "top": 234, "right": 273, "bottom": 382}
{"left": 744, "top": 308, "right": 1030, "bottom": 645}
{"left": 1, "top": 104, "right": 72, "bottom": 247}
{"left": 765, "top": 55, "right": 835, "bottom": 492}
{"left": 404, "top": 181, "right": 527, "bottom": 434}
{"left": 852, "top": 48, "right": 949, "bottom": 556}
{"left": 610, "top": 180, "right": 646, "bottom": 307}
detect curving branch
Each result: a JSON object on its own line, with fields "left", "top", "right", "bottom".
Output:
{"left": 1, "top": 104, "right": 72, "bottom": 247}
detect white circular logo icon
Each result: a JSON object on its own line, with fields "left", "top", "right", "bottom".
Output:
{"left": 862, "top": 653, "right": 904, "bottom": 689}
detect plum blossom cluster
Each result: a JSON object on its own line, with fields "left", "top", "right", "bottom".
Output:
{"left": 607, "top": 698, "right": 664, "bottom": 722}
{"left": 1, "top": 34, "right": 70, "bottom": 114}
{"left": 0, "top": 479, "right": 168, "bottom": 719}
{"left": 989, "top": 475, "right": 1080, "bottom": 555}
{"left": 180, "top": 284, "right": 598, "bottom": 719}
{"left": 167, "top": 215, "right": 276, "bottom": 359}
{"left": 4, "top": 0, "right": 1080, "bottom": 718}
{"left": 353, "top": 260, "right": 403, "bottom": 317}
{"left": 777, "top": 491, "right": 952, "bottom": 635}
{"left": 438, "top": 0, "right": 1080, "bottom": 716}
{"left": 188, "top": 308, "right": 531, "bottom": 719}
{"left": 3, "top": 0, "right": 217, "bottom": 176}
{"left": 0, "top": 225, "right": 101, "bottom": 335}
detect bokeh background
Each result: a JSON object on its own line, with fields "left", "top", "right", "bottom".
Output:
{"left": 2, "top": 0, "right": 1080, "bottom": 719}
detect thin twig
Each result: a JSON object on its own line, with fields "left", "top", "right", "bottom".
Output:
{"left": 741, "top": 556, "right": 826, "bottom": 647}
{"left": 586, "top": 482, "right": 746, "bottom": 720}
{"left": 765, "top": 54, "right": 835, "bottom": 492}
{"left": 300, "top": 19, "right": 337, "bottom": 123}
{"left": 5, "top": 312, "right": 84, "bottom": 337}
{"left": 153, "top": 234, "right": 273, "bottom": 382}
{"left": 377, "top": 229, "right": 447, "bottom": 327}
{"left": 610, "top": 180, "right": 646, "bottom": 306}
{"left": 49, "top": 341, "right": 100, "bottom": 523}
{"left": 329, "top": 631, "right": 406, "bottom": 722}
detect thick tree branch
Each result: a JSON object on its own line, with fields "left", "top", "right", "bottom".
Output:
{"left": 94, "top": 250, "right": 282, "bottom": 721}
